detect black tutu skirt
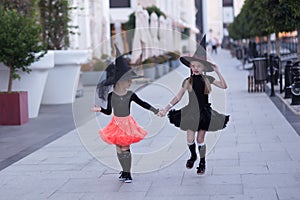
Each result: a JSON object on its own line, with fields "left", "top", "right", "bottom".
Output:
{"left": 167, "top": 104, "right": 229, "bottom": 132}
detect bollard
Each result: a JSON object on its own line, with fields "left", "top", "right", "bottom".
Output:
{"left": 248, "top": 74, "right": 255, "bottom": 92}
{"left": 268, "top": 55, "right": 275, "bottom": 97}
{"left": 284, "top": 60, "right": 293, "bottom": 98}
{"left": 291, "top": 61, "right": 300, "bottom": 105}
{"left": 248, "top": 75, "right": 251, "bottom": 92}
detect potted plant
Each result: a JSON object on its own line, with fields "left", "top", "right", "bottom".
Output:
{"left": 155, "top": 55, "right": 166, "bottom": 78}
{"left": 80, "top": 57, "right": 107, "bottom": 86}
{"left": 162, "top": 53, "right": 170, "bottom": 74}
{"left": 0, "top": 7, "right": 46, "bottom": 125}
{"left": 168, "top": 51, "right": 181, "bottom": 69}
{"left": 38, "top": 0, "right": 89, "bottom": 104}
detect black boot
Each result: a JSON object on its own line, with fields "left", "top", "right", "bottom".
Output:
{"left": 186, "top": 143, "right": 197, "bottom": 169}
{"left": 196, "top": 145, "right": 206, "bottom": 175}
{"left": 123, "top": 172, "right": 132, "bottom": 183}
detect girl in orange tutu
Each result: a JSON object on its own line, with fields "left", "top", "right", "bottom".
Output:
{"left": 91, "top": 46, "right": 159, "bottom": 183}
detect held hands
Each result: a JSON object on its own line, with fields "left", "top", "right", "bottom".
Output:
{"left": 91, "top": 105, "right": 101, "bottom": 112}
{"left": 157, "top": 109, "right": 167, "bottom": 117}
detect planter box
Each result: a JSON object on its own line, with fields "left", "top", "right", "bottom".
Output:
{"left": 170, "top": 59, "right": 180, "bottom": 69}
{"left": 156, "top": 64, "right": 164, "bottom": 78}
{"left": 80, "top": 71, "right": 106, "bottom": 86}
{"left": 0, "top": 92, "right": 28, "bottom": 125}
{"left": 163, "top": 61, "right": 170, "bottom": 74}
{"left": 0, "top": 51, "right": 55, "bottom": 118}
{"left": 42, "top": 50, "right": 90, "bottom": 104}
{"left": 143, "top": 65, "right": 156, "bottom": 81}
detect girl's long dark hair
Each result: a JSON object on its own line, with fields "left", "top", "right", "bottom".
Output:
{"left": 97, "top": 83, "right": 112, "bottom": 101}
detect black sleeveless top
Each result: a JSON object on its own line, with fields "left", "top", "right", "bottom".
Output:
{"left": 183, "top": 74, "right": 215, "bottom": 109}
{"left": 100, "top": 90, "right": 159, "bottom": 117}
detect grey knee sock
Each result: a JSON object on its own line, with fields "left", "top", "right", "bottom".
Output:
{"left": 198, "top": 144, "right": 206, "bottom": 164}
{"left": 117, "top": 149, "right": 132, "bottom": 173}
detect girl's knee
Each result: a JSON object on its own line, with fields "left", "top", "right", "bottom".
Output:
{"left": 186, "top": 130, "right": 195, "bottom": 143}
{"left": 196, "top": 131, "right": 206, "bottom": 143}
{"left": 196, "top": 138, "right": 204, "bottom": 144}
{"left": 121, "top": 145, "right": 130, "bottom": 151}
{"left": 116, "top": 145, "right": 130, "bottom": 153}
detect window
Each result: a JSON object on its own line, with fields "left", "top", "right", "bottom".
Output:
{"left": 110, "top": 0, "right": 131, "bottom": 8}
{"left": 223, "top": 0, "right": 233, "bottom": 7}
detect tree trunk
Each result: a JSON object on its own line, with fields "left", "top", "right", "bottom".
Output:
{"left": 8, "top": 66, "right": 13, "bottom": 92}
{"left": 267, "top": 35, "right": 271, "bottom": 56}
{"left": 259, "top": 37, "right": 264, "bottom": 56}
{"left": 275, "top": 33, "right": 280, "bottom": 58}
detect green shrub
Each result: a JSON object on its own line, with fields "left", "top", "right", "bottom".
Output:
{"left": 142, "top": 57, "right": 156, "bottom": 68}
{"left": 93, "top": 59, "right": 106, "bottom": 71}
{"left": 0, "top": 0, "right": 38, "bottom": 17}
{"left": 156, "top": 55, "right": 166, "bottom": 64}
{"left": 124, "top": 5, "right": 166, "bottom": 31}
{"left": 168, "top": 51, "right": 180, "bottom": 60}
{"left": 101, "top": 54, "right": 109, "bottom": 60}
{"left": 38, "top": 0, "right": 77, "bottom": 50}
{"left": 0, "top": 7, "right": 46, "bottom": 92}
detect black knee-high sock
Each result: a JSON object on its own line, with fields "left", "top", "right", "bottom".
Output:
{"left": 117, "top": 149, "right": 132, "bottom": 173}
{"left": 198, "top": 144, "right": 206, "bottom": 164}
{"left": 188, "top": 143, "right": 197, "bottom": 160}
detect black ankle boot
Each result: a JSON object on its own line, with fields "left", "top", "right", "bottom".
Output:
{"left": 123, "top": 172, "right": 132, "bottom": 183}
{"left": 186, "top": 143, "right": 197, "bottom": 169}
{"left": 196, "top": 159, "right": 206, "bottom": 175}
{"left": 186, "top": 157, "right": 197, "bottom": 169}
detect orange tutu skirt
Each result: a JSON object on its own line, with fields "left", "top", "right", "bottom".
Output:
{"left": 99, "top": 115, "right": 147, "bottom": 146}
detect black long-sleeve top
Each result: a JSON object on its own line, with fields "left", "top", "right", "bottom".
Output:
{"left": 100, "top": 91, "right": 159, "bottom": 117}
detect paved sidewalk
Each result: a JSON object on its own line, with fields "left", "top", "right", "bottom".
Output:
{"left": 1, "top": 49, "right": 300, "bottom": 200}
{"left": 0, "top": 104, "right": 75, "bottom": 171}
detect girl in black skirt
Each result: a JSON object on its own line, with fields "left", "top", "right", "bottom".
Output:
{"left": 158, "top": 38, "right": 229, "bottom": 175}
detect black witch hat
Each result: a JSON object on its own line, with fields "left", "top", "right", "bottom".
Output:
{"left": 114, "top": 45, "right": 142, "bottom": 82}
{"left": 180, "top": 34, "right": 214, "bottom": 72}
{"left": 97, "top": 45, "right": 142, "bottom": 100}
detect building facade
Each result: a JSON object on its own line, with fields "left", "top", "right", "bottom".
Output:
{"left": 67, "top": 0, "right": 246, "bottom": 59}
{"left": 69, "top": 0, "right": 111, "bottom": 59}
{"left": 203, "top": 0, "right": 245, "bottom": 45}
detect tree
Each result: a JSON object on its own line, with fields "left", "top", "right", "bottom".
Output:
{"left": 38, "top": 0, "right": 76, "bottom": 50}
{"left": 0, "top": 0, "right": 37, "bottom": 17}
{"left": 0, "top": 7, "right": 46, "bottom": 92}
{"left": 230, "top": 0, "right": 300, "bottom": 59}
{"left": 124, "top": 5, "right": 166, "bottom": 31}
{"left": 279, "top": 0, "right": 300, "bottom": 60}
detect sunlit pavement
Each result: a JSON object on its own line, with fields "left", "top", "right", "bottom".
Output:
{"left": 1, "top": 49, "right": 300, "bottom": 200}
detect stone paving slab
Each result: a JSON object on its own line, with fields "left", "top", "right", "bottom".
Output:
{"left": 0, "top": 49, "right": 300, "bottom": 200}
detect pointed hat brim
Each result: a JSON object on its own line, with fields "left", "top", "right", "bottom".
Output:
{"left": 179, "top": 34, "right": 214, "bottom": 72}
{"left": 180, "top": 56, "right": 214, "bottom": 72}
{"left": 116, "top": 69, "right": 144, "bottom": 82}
